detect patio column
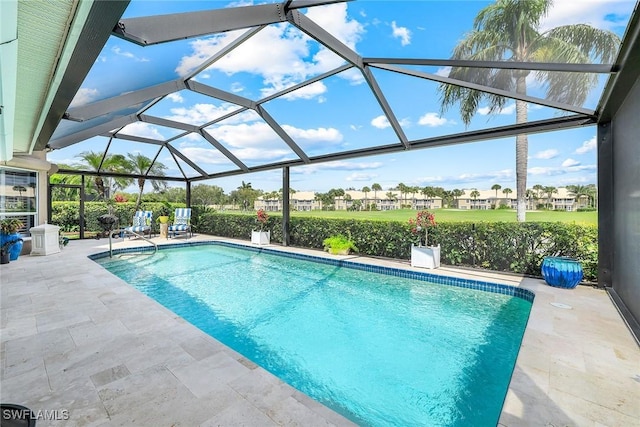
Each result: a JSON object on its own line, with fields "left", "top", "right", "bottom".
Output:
{"left": 186, "top": 180, "right": 191, "bottom": 207}
{"left": 282, "top": 167, "right": 290, "bottom": 246}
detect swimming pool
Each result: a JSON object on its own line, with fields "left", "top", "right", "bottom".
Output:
{"left": 95, "top": 242, "right": 533, "bottom": 426}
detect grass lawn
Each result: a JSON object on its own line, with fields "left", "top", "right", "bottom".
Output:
{"left": 281, "top": 208, "right": 598, "bottom": 225}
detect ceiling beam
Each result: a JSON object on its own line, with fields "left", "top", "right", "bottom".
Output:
{"left": 362, "top": 65, "right": 409, "bottom": 149}
{"left": 33, "top": 1, "right": 130, "bottom": 151}
{"left": 66, "top": 80, "right": 186, "bottom": 122}
{"left": 189, "top": 115, "right": 592, "bottom": 182}
{"left": 113, "top": 3, "right": 287, "bottom": 46}
{"left": 364, "top": 58, "right": 615, "bottom": 73}
{"left": 287, "top": 10, "right": 362, "bottom": 67}
{"left": 49, "top": 114, "right": 138, "bottom": 149}
{"left": 371, "top": 63, "right": 596, "bottom": 116}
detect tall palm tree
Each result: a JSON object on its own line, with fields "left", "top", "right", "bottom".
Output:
{"left": 361, "top": 186, "right": 371, "bottom": 211}
{"left": 127, "top": 153, "right": 168, "bottom": 212}
{"left": 396, "top": 183, "right": 408, "bottom": 208}
{"left": 371, "top": 183, "right": 382, "bottom": 209}
{"left": 585, "top": 184, "right": 597, "bottom": 208}
{"left": 491, "top": 184, "right": 501, "bottom": 199}
{"left": 543, "top": 186, "right": 557, "bottom": 209}
{"left": 470, "top": 189, "right": 480, "bottom": 209}
{"left": 76, "top": 151, "right": 130, "bottom": 200}
{"left": 439, "top": 0, "right": 620, "bottom": 222}
{"left": 566, "top": 184, "right": 590, "bottom": 209}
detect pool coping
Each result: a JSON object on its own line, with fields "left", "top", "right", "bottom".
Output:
{"left": 89, "top": 240, "right": 535, "bottom": 304}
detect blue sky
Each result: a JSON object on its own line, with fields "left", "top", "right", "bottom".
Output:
{"left": 48, "top": 0, "right": 636, "bottom": 194}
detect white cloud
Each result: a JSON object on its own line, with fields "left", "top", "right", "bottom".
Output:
{"left": 541, "top": 1, "right": 633, "bottom": 32}
{"left": 295, "top": 160, "right": 383, "bottom": 175}
{"left": 346, "top": 172, "right": 378, "bottom": 182}
{"left": 280, "top": 81, "right": 328, "bottom": 101}
{"left": 575, "top": 136, "right": 597, "bottom": 154}
{"left": 454, "top": 169, "right": 513, "bottom": 183}
{"left": 478, "top": 103, "right": 516, "bottom": 115}
{"left": 282, "top": 125, "right": 343, "bottom": 144}
{"left": 391, "top": 21, "right": 411, "bottom": 46}
{"left": 371, "top": 115, "right": 391, "bottom": 129}
{"left": 166, "top": 93, "right": 184, "bottom": 103}
{"left": 175, "top": 4, "right": 365, "bottom": 99}
{"left": 561, "top": 158, "right": 580, "bottom": 167}
{"left": 111, "top": 46, "right": 148, "bottom": 62}
{"left": 118, "top": 122, "right": 166, "bottom": 140}
{"left": 418, "top": 112, "right": 454, "bottom": 127}
{"left": 70, "top": 88, "right": 99, "bottom": 107}
{"left": 529, "top": 164, "right": 596, "bottom": 176}
{"left": 230, "top": 82, "right": 244, "bottom": 93}
{"left": 532, "top": 149, "right": 559, "bottom": 160}
{"left": 166, "top": 103, "right": 247, "bottom": 125}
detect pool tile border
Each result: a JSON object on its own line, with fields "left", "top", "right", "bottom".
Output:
{"left": 90, "top": 241, "right": 535, "bottom": 303}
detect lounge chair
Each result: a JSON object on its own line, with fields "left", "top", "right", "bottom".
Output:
{"left": 168, "top": 208, "right": 192, "bottom": 239}
{"left": 124, "top": 210, "right": 153, "bottom": 239}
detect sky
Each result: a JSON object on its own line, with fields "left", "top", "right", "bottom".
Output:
{"left": 47, "top": 0, "right": 636, "bottom": 194}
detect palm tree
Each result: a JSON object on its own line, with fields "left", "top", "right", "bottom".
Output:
{"left": 585, "top": 184, "right": 597, "bottom": 208}
{"left": 396, "top": 183, "right": 408, "bottom": 208}
{"left": 439, "top": 0, "right": 620, "bottom": 222}
{"left": 491, "top": 183, "right": 501, "bottom": 198}
{"left": 371, "top": 183, "right": 382, "bottom": 209}
{"left": 470, "top": 189, "right": 480, "bottom": 209}
{"left": 76, "top": 151, "right": 130, "bottom": 200}
{"left": 126, "top": 153, "right": 168, "bottom": 212}
{"left": 361, "top": 186, "right": 371, "bottom": 211}
{"left": 543, "top": 186, "right": 558, "bottom": 209}
{"left": 451, "top": 189, "right": 464, "bottom": 208}
{"left": 566, "top": 184, "right": 590, "bottom": 209}
{"left": 502, "top": 187, "right": 513, "bottom": 197}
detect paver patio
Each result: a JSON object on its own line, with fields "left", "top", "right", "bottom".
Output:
{"left": 1, "top": 235, "right": 638, "bottom": 426}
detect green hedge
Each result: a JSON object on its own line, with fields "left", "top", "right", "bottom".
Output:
{"left": 51, "top": 201, "right": 186, "bottom": 234}
{"left": 197, "top": 213, "right": 598, "bottom": 282}
{"left": 51, "top": 206, "right": 598, "bottom": 282}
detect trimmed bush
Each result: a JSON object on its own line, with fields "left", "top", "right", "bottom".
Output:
{"left": 52, "top": 206, "right": 598, "bottom": 282}
{"left": 51, "top": 201, "right": 186, "bottom": 234}
{"left": 196, "top": 213, "right": 598, "bottom": 282}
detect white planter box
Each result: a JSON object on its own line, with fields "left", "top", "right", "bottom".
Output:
{"left": 251, "top": 230, "right": 270, "bottom": 245}
{"left": 411, "top": 244, "right": 441, "bottom": 269}
{"left": 30, "top": 224, "right": 61, "bottom": 256}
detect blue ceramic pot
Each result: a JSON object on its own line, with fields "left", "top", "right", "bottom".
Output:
{"left": 1, "top": 232, "right": 24, "bottom": 261}
{"left": 541, "top": 256, "right": 583, "bottom": 289}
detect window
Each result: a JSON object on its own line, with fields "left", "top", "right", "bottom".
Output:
{"left": 0, "top": 167, "right": 38, "bottom": 235}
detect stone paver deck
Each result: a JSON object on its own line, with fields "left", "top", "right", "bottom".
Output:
{"left": 1, "top": 234, "right": 638, "bottom": 426}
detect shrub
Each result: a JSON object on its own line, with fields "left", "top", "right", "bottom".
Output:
{"left": 195, "top": 213, "right": 598, "bottom": 282}
{"left": 51, "top": 201, "right": 186, "bottom": 234}
{"left": 323, "top": 234, "right": 358, "bottom": 255}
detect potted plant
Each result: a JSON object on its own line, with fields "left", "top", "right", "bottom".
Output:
{"left": 323, "top": 234, "right": 358, "bottom": 255}
{"left": 251, "top": 209, "right": 270, "bottom": 245}
{"left": 408, "top": 210, "right": 440, "bottom": 269}
{"left": 1, "top": 238, "right": 23, "bottom": 264}
{"left": 156, "top": 203, "right": 172, "bottom": 238}
{"left": 157, "top": 202, "right": 171, "bottom": 224}
{"left": 0, "top": 218, "right": 25, "bottom": 261}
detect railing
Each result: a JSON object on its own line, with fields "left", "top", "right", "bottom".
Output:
{"left": 117, "top": 230, "right": 158, "bottom": 257}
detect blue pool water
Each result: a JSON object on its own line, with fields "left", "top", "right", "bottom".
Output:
{"left": 97, "top": 243, "right": 532, "bottom": 426}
